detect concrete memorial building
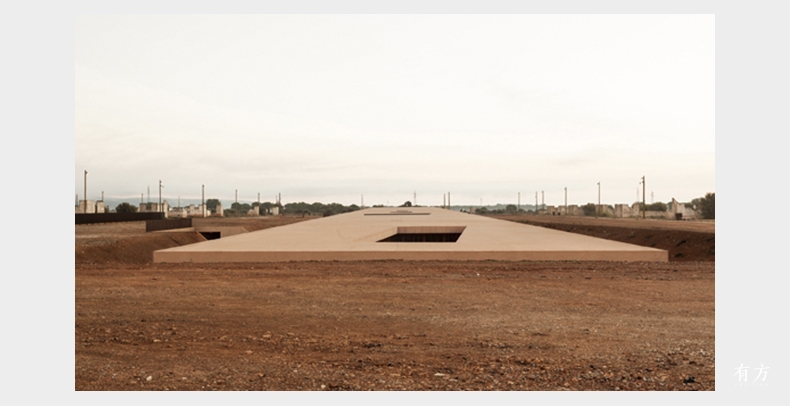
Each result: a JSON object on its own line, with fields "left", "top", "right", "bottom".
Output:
{"left": 154, "top": 207, "right": 667, "bottom": 263}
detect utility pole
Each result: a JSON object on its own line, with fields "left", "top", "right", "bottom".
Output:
{"left": 541, "top": 191, "right": 544, "bottom": 211}
{"left": 443, "top": 194, "right": 446, "bottom": 209}
{"left": 361, "top": 194, "right": 364, "bottom": 209}
{"left": 535, "top": 192, "right": 538, "bottom": 214}
{"left": 596, "top": 182, "right": 601, "bottom": 218}
{"left": 159, "top": 180, "right": 163, "bottom": 213}
{"left": 101, "top": 191, "right": 104, "bottom": 202}
{"left": 564, "top": 187, "right": 567, "bottom": 215}
{"left": 83, "top": 170, "right": 87, "bottom": 207}
{"left": 641, "top": 176, "right": 646, "bottom": 219}
{"left": 448, "top": 192, "right": 451, "bottom": 209}
{"left": 202, "top": 184, "right": 205, "bottom": 218}
{"left": 518, "top": 192, "right": 520, "bottom": 212}
{"left": 235, "top": 189, "right": 238, "bottom": 205}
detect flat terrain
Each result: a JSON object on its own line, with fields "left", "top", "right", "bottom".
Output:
{"left": 75, "top": 215, "right": 714, "bottom": 391}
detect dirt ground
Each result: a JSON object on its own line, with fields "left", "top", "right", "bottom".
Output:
{"left": 75, "top": 214, "right": 714, "bottom": 391}
{"left": 492, "top": 215, "right": 715, "bottom": 262}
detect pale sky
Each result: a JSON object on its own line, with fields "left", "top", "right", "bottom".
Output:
{"left": 75, "top": 14, "right": 714, "bottom": 207}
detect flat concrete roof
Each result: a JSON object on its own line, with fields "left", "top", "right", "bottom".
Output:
{"left": 153, "top": 207, "right": 668, "bottom": 263}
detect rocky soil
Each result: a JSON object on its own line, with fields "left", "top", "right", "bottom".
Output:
{"left": 75, "top": 215, "right": 714, "bottom": 391}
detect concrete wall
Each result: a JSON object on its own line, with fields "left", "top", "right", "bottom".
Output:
{"left": 169, "top": 207, "right": 188, "bottom": 218}
{"left": 146, "top": 218, "right": 192, "bottom": 232}
{"left": 669, "top": 198, "right": 698, "bottom": 220}
{"left": 614, "top": 204, "right": 627, "bottom": 217}
{"left": 77, "top": 200, "right": 96, "bottom": 214}
{"left": 169, "top": 204, "right": 212, "bottom": 218}
{"left": 75, "top": 200, "right": 108, "bottom": 214}
{"left": 612, "top": 200, "right": 698, "bottom": 220}
{"left": 189, "top": 204, "right": 209, "bottom": 217}
{"left": 140, "top": 201, "right": 169, "bottom": 217}
{"left": 568, "top": 205, "right": 582, "bottom": 216}
{"left": 543, "top": 205, "right": 587, "bottom": 216}
{"left": 76, "top": 212, "right": 164, "bottom": 224}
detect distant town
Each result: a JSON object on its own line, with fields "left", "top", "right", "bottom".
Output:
{"left": 75, "top": 194, "right": 714, "bottom": 221}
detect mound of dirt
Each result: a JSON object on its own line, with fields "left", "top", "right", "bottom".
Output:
{"left": 75, "top": 232, "right": 206, "bottom": 265}
{"left": 76, "top": 215, "right": 714, "bottom": 266}
{"left": 192, "top": 216, "right": 313, "bottom": 232}
{"left": 493, "top": 216, "right": 714, "bottom": 262}
{"left": 75, "top": 217, "right": 312, "bottom": 266}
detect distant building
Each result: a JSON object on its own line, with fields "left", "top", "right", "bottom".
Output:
{"left": 139, "top": 201, "right": 170, "bottom": 218}
{"left": 76, "top": 200, "right": 96, "bottom": 214}
{"left": 168, "top": 204, "right": 211, "bottom": 218}
{"left": 75, "top": 200, "right": 110, "bottom": 214}
{"left": 669, "top": 198, "right": 698, "bottom": 220}
{"left": 614, "top": 204, "right": 636, "bottom": 218}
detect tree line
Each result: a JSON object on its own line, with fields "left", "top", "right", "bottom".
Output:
{"left": 110, "top": 192, "right": 714, "bottom": 220}
{"left": 470, "top": 193, "right": 714, "bottom": 219}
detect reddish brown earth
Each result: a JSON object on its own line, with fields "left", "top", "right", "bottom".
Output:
{"left": 75, "top": 215, "right": 714, "bottom": 391}
{"left": 493, "top": 215, "right": 715, "bottom": 262}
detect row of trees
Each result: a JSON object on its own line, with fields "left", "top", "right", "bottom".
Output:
{"left": 112, "top": 199, "right": 265, "bottom": 216}
{"left": 112, "top": 199, "right": 361, "bottom": 217}
{"left": 223, "top": 201, "right": 281, "bottom": 217}
{"left": 188, "top": 199, "right": 362, "bottom": 217}
{"left": 692, "top": 193, "right": 715, "bottom": 219}
{"left": 475, "top": 205, "right": 525, "bottom": 215}
{"left": 568, "top": 195, "right": 714, "bottom": 219}
{"left": 115, "top": 202, "right": 137, "bottom": 213}
{"left": 283, "top": 202, "right": 360, "bottom": 217}
{"left": 469, "top": 193, "right": 715, "bottom": 219}
{"left": 624, "top": 193, "right": 714, "bottom": 219}
{"left": 110, "top": 192, "right": 715, "bottom": 220}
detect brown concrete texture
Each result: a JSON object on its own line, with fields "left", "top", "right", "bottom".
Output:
{"left": 154, "top": 208, "right": 668, "bottom": 263}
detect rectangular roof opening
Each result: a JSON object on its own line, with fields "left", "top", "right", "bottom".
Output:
{"left": 377, "top": 226, "right": 466, "bottom": 243}
{"left": 364, "top": 210, "right": 431, "bottom": 216}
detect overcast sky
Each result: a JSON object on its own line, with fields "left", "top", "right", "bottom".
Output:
{"left": 75, "top": 14, "right": 714, "bottom": 207}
